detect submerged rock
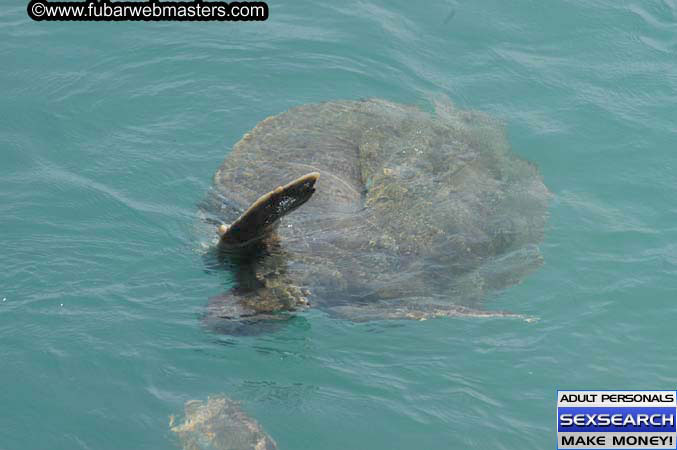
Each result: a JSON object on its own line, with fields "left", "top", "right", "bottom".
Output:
{"left": 170, "top": 395, "right": 276, "bottom": 450}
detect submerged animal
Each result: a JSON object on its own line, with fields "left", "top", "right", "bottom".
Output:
{"left": 199, "top": 98, "right": 549, "bottom": 332}
{"left": 170, "top": 395, "right": 276, "bottom": 450}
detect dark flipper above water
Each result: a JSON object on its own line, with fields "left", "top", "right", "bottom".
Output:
{"left": 207, "top": 173, "right": 318, "bottom": 334}
{"left": 217, "top": 172, "right": 320, "bottom": 250}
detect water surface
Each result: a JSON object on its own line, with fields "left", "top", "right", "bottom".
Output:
{"left": 2, "top": 0, "right": 676, "bottom": 448}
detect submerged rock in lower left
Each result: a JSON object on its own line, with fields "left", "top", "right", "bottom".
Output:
{"left": 170, "top": 395, "right": 277, "bottom": 450}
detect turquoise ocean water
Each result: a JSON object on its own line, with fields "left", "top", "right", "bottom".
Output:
{"left": 2, "top": 0, "right": 677, "bottom": 448}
